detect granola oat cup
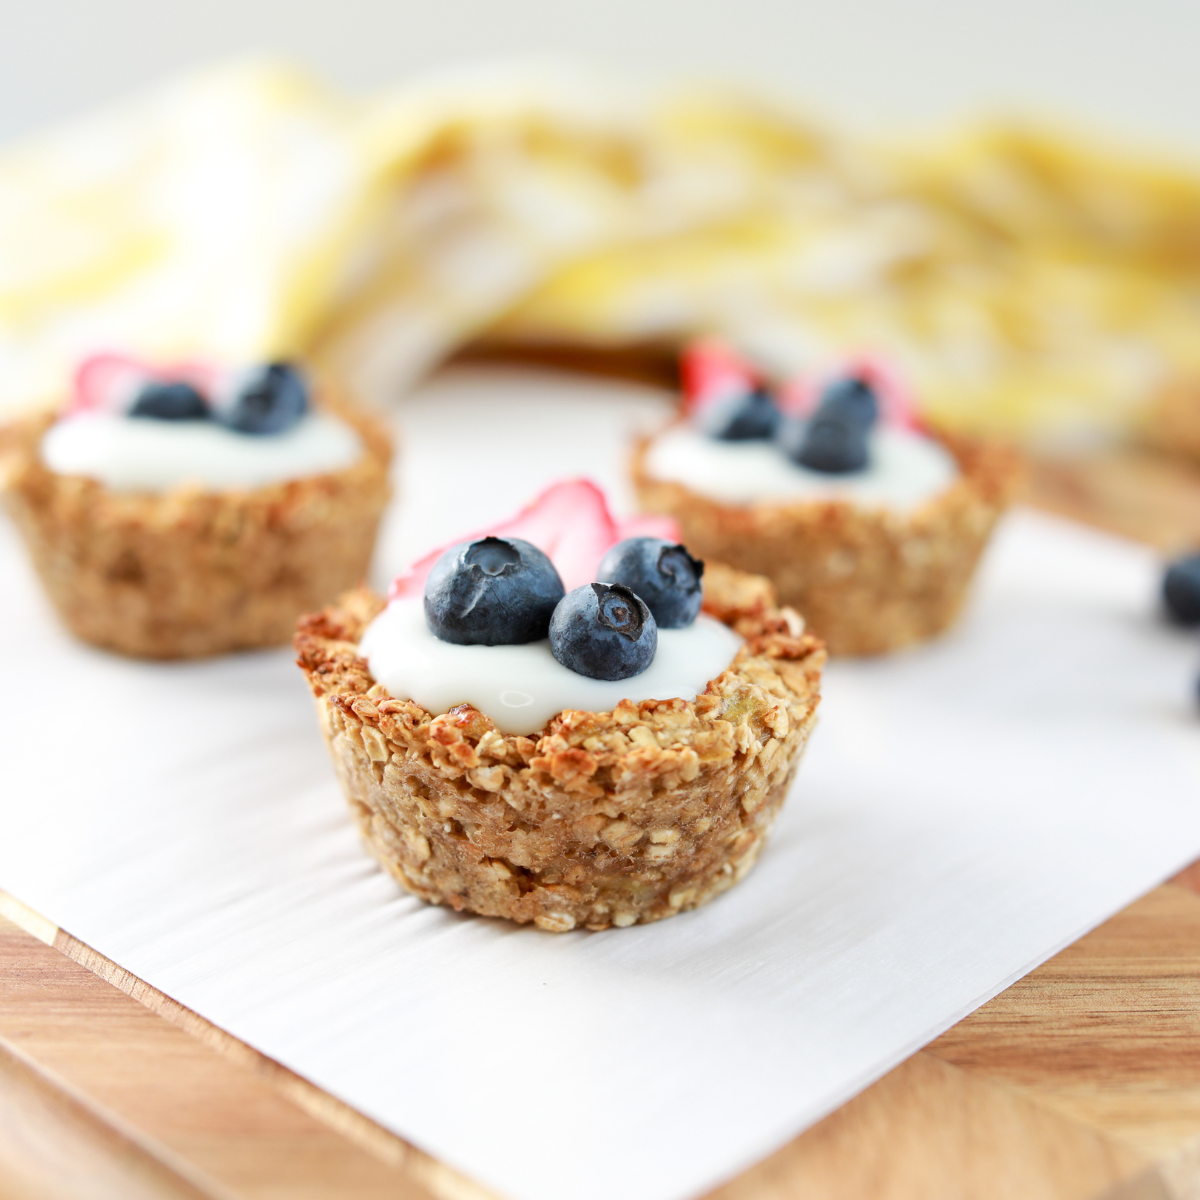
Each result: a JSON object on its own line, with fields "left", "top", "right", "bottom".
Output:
{"left": 294, "top": 482, "right": 825, "bottom": 932}
{"left": 630, "top": 343, "right": 1019, "bottom": 656}
{"left": 632, "top": 426, "right": 1017, "bottom": 657}
{"left": 0, "top": 355, "right": 392, "bottom": 659}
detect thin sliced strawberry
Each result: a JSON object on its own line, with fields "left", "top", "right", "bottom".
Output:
{"left": 775, "top": 374, "right": 820, "bottom": 418}
{"left": 615, "top": 513, "right": 682, "bottom": 543}
{"left": 388, "top": 481, "right": 687, "bottom": 602}
{"left": 839, "top": 354, "right": 923, "bottom": 431}
{"left": 71, "top": 352, "right": 224, "bottom": 415}
{"left": 170, "top": 358, "right": 226, "bottom": 398}
{"left": 389, "top": 549, "right": 447, "bottom": 601}
{"left": 716, "top": 351, "right": 923, "bottom": 431}
{"left": 390, "top": 479, "right": 619, "bottom": 601}
{"left": 495, "top": 479, "right": 618, "bottom": 591}
{"left": 680, "top": 340, "right": 758, "bottom": 416}
{"left": 72, "top": 353, "right": 149, "bottom": 414}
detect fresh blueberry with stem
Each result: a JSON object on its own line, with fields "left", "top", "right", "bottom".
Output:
{"left": 698, "top": 386, "right": 781, "bottom": 441}
{"left": 550, "top": 583, "right": 657, "bottom": 680}
{"left": 224, "top": 362, "right": 309, "bottom": 435}
{"left": 597, "top": 537, "right": 704, "bottom": 628}
{"left": 1163, "top": 553, "right": 1200, "bottom": 626}
{"left": 424, "top": 536, "right": 564, "bottom": 645}
{"left": 781, "top": 375, "right": 879, "bottom": 474}
{"left": 129, "top": 381, "right": 209, "bottom": 421}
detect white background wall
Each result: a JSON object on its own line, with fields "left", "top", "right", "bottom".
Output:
{"left": 3, "top": 0, "right": 1199, "bottom": 155}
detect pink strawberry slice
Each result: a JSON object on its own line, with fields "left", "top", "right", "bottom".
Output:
{"left": 776, "top": 356, "right": 924, "bottom": 430}
{"left": 679, "top": 339, "right": 758, "bottom": 416}
{"left": 839, "top": 354, "right": 922, "bottom": 431}
{"left": 388, "top": 480, "right": 683, "bottom": 602}
{"left": 775, "top": 374, "right": 820, "bottom": 419}
{"left": 72, "top": 353, "right": 149, "bottom": 414}
{"left": 613, "top": 512, "right": 682, "bottom": 543}
{"left": 71, "top": 352, "right": 223, "bottom": 415}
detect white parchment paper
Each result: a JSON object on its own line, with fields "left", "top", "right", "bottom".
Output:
{"left": 3, "top": 366, "right": 1200, "bottom": 1200}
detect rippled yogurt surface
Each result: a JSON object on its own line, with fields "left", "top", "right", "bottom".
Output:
{"left": 41, "top": 411, "right": 364, "bottom": 491}
{"left": 360, "top": 596, "right": 745, "bottom": 736}
{"left": 645, "top": 423, "right": 959, "bottom": 510}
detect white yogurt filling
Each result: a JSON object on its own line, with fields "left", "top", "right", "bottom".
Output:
{"left": 644, "top": 423, "right": 959, "bottom": 510}
{"left": 40, "top": 411, "right": 364, "bottom": 492}
{"left": 360, "top": 597, "right": 745, "bottom": 736}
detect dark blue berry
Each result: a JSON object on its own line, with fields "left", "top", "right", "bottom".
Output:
{"left": 782, "top": 375, "right": 879, "bottom": 474}
{"left": 549, "top": 583, "right": 657, "bottom": 680}
{"left": 597, "top": 537, "right": 704, "bottom": 628}
{"left": 698, "top": 387, "right": 781, "bottom": 441}
{"left": 224, "top": 362, "right": 308, "bottom": 435}
{"left": 129, "top": 381, "right": 209, "bottom": 421}
{"left": 816, "top": 376, "right": 879, "bottom": 429}
{"left": 790, "top": 412, "right": 868, "bottom": 473}
{"left": 424, "top": 536, "right": 564, "bottom": 646}
{"left": 1163, "top": 553, "right": 1200, "bottom": 626}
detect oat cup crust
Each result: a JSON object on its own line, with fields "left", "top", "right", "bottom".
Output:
{"left": 294, "top": 571, "right": 825, "bottom": 932}
{"left": 0, "top": 390, "right": 393, "bottom": 659}
{"left": 631, "top": 426, "right": 1019, "bottom": 656}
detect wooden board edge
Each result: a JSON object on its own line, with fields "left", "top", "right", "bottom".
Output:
{"left": 0, "top": 1034, "right": 230, "bottom": 1200}
{"left": 0, "top": 891, "right": 496, "bottom": 1200}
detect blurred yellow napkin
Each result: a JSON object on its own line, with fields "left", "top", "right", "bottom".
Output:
{"left": 3, "top": 58, "right": 1200, "bottom": 443}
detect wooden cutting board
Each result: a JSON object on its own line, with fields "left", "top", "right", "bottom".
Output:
{"left": 3, "top": 442, "right": 1200, "bottom": 1200}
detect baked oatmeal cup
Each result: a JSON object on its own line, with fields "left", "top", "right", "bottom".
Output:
{"left": 295, "top": 483, "right": 825, "bottom": 932}
{"left": 633, "top": 427, "right": 1017, "bottom": 656}
{"left": 631, "top": 344, "right": 1019, "bottom": 656}
{"left": 0, "top": 354, "right": 392, "bottom": 658}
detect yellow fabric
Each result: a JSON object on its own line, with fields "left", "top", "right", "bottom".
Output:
{"left": 2, "top": 59, "right": 1200, "bottom": 443}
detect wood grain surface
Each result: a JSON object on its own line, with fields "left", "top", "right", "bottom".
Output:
{"left": 3, "top": 433, "right": 1200, "bottom": 1200}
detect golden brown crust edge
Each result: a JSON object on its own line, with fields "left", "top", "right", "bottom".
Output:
{"left": 631, "top": 426, "right": 1021, "bottom": 656}
{"left": 0, "top": 386, "right": 393, "bottom": 659}
{"left": 294, "top": 572, "right": 825, "bottom": 932}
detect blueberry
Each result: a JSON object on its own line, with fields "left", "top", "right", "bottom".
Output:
{"left": 782, "top": 375, "right": 879, "bottom": 474}
{"left": 224, "top": 362, "right": 308, "bottom": 435}
{"left": 597, "top": 537, "right": 704, "bottom": 628}
{"left": 129, "top": 381, "right": 209, "bottom": 421}
{"left": 424, "top": 536, "right": 564, "bottom": 645}
{"left": 816, "top": 376, "right": 879, "bottom": 429}
{"left": 698, "top": 386, "right": 781, "bottom": 441}
{"left": 788, "top": 411, "right": 869, "bottom": 473}
{"left": 550, "top": 583, "right": 657, "bottom": 680}
{"left": 1163, "top": 553, "right": 1200, "bottom": 626}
